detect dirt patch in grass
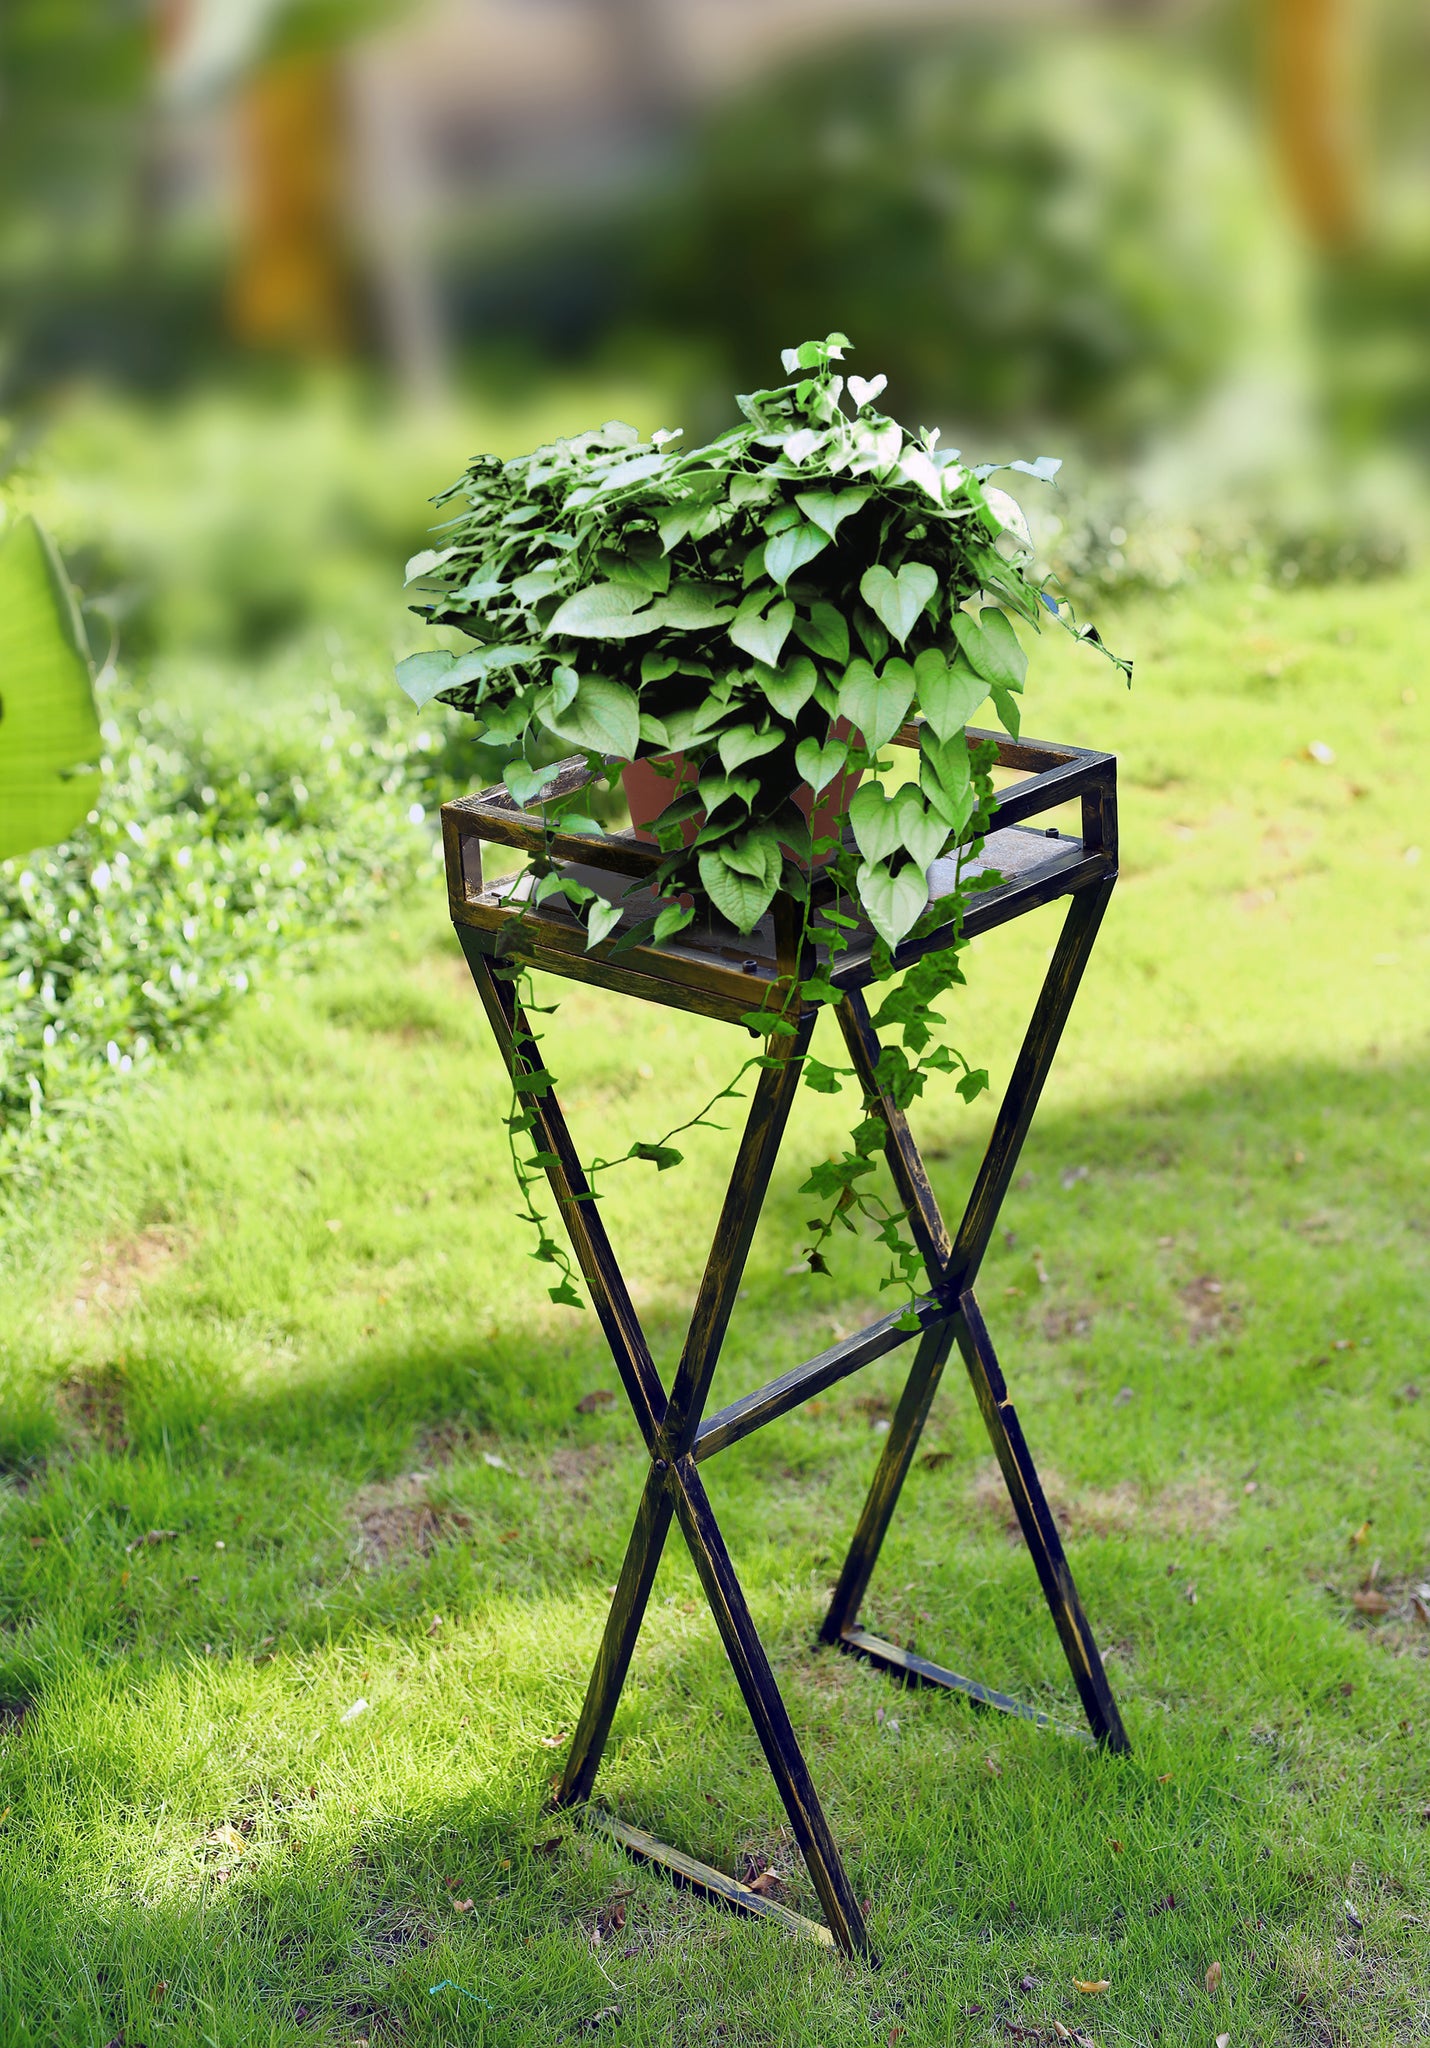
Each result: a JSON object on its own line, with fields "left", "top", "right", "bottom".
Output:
{"left": 347, "top": 1473, "right": 471, "bottom": 1568}
{"left": 67, "top": 1226, "right": 185, "bottom": 1319}
{"left": 0, "top": 1698, "right": 33, "bottom": 1739}
{"left": 55, "top": 1365, "right": 129, "bottom": 1454}
{"left": 542, "top": 1443, "right": 623, "bottom": 1503}
{"left": 1180, "top": 1274, "right": 1241, "bottom": 1343}
{"left": 965, "top": 1461, "right": 1233, "bottom": 1544}
{"left": 1334, "top": 1574, "right": 1430, "bottom": 1654}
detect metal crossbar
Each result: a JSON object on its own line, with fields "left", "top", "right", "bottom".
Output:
{"left": 445, "top": 734, "right": 1130, "bottom": 1963}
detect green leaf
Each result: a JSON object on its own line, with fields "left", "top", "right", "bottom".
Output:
{"left": 503, "top": 759, "right": 561, "bottom": 808}
{"left": 697, "top": 770, "right": 760, "bottom": 816}
{"left": 987, "top": 681, "right": 1021, "bottom": 738}
{"left": 698, "top": 845, "right": 779, "bottom": 932}
{"left": 859, "top": 563, "right": 938, "bottom": 647}
{"left": 920, "top": 730, "right": 975, "bottom": 832}
{"left": 652, "top": 901, "right": 695, "bottom": 944}
{"left": 950, "top": 607, "right": 1028, "bottom": 691}
{"left": 717, "top": 724, "right": 782, "bottom": 772}
{"left": 0, "top": 516, "right": 102, "bottom": 861}
{"left": 403, "top": 544, "right": 459, "bottom": 582}
{"left": 956, "top": 1068, "right": 990, "bottom": 1103}
{"left": 549, "top": 1279, "right": 585, "bottom": 1309}
{"left": 839, "top": 656, "right": 916, "bottom": 752}
{"left": 545, "top": 674, "right": 640, "bottom": 758}
{"left": 630, "top": 1140, "right": 684, "bottom": 1170}
{"left": 395, "top": 650, "right": 456, "bottom": 709}
{"left": 764, "top": 521, "right": 830, "bottom": 587}
{"left": 891, "top": 783, "right": 948, "bottom": 871}
{"left": 585, "top": 897, "right": 624, "bottom": 949}
{"left": 729, "top": 599, "right": 795, "bottom": 667}
{"left": 913, "top": 649, "right": 987, "bottom": 740}
{"left": 752, "top": 655, "right": 818, "bottom": 720}
{"left": 802, "top": 1059, "right": 847, "bottom": 1095}
{"left": 856, "top": 858, "right": 928, "bottom": 947}
{"left": 793, "top": 601, "right": 850, "bottom": 666}
{"left": 648, "top": 582, "right": 736, "bottom": 629}
{"left": 546, "top": 582, "right": 656, "bottom": 639}
{"left": 848, "top": 781, "right": 901, "bottom": 865}
{"left": 795, "top": 488, "right": 871, "bottom": 539}
{"left": 794, "top": 736, "right": 849, "bottom": 796}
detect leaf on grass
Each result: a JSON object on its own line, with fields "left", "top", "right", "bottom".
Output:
{"left": 207, "top": 1823, "right": 248, "bottom": 1854}
{"left": 1073, "top": 1978, "right": 1111, "bottom": 1994}
{"left": 1353, "top": 1589, "right": 1390, "bottom": 1615}
{"left": 1216, "top": 2035, "right": 1231, "bottom": 2048}
{"left": 538, "top": 1730, "right": 568, "bottom": 1749}
{"left": 575, "top": 1390, "right": 617, "bottom": 1414}
{"left": 339, "top": 1698, "right": 369, "bottom": 1724}
{"left": 125, "top": 1530, "right": 178, "bottom": 1552}
{"left": 746, "top": 1869, "right": 784, "bottom": 1897}
{"left": 1348, "top": 1520, "right": 1372, "bottom": 1548}
{"left": 1205, "top": 1960, "right": 1222, "bottom": 1994}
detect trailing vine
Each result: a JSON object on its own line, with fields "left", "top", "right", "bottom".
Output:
{"left": 399, "top": 337, "right": 1126, "bottom": 1312}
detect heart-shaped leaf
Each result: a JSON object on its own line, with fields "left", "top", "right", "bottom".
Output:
{"left": 920, "top": 731, "right": 975, "bottom": 832}
{"left": 839, "top": 656, "right": 916, "bottom": 753}
{"left": 730, "top": 599, "right": 795, "bottom": 667}
{"left": 698, "top": 845, "right": 779, "bottom": 932}
{"left": 987, "top": 681, "right": 1021, "bottom": 738}
{"left": 585, "top": 897, "right": 624, "bottom": 950}
{"left": 782, "top": 428, "right": 826, "bottom": 466}
{"left": 794, "top": 488, "right": 871, "bottom": 540}
{"left": 846, "top": 373, "right": 887, "bottom": 410}
{"left": 859, "top": 563, "right": 937, "bottom": 647}
{"left": 892, "top": 783, "right": 949, "bottom": 871}
{"left": 765, "top": 521, "right": 829, "bottom": 587}
{"left": 718, "top": 724, "right": 782, "bottom": 772}
{"left": 914, "top": 648, "right": 987, "bottom": 739}
{"left": 649, "top": 581, "right": 736, "bottom": 629}
{"left": 896, "top": 447, "right": 947, "bottom": 504}
{"left": 848, "top": 781, "right": 901, "bottom": 865}
{"left": 950, "top": 606, "right": 1028, "bottom": 691}
{"left": 545, "top": 674, "right": 639, "bottom": 758}
{"left": 794, "top": 736, "right": 849, "bottom": 796}
{"left": 793, "top": 601, "right": 850, "bottom": 666}
{"left": 546, "top": 582, "right": 657, "bottom": 639}
{"left": 697, "top": 768, "right": 760, "bottom": 816}
{"left": 856, "top": 858, "right": 928, "bottom": 947}
{"left": 503, "top": 758, "right": 561, "bottom": 809}
{"left": 753, "top": 656, "right": 818, "bottom": 720}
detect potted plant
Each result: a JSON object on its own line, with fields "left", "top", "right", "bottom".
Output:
{"left": 399, "top": 335, "right": 1126, "bottom": 1303}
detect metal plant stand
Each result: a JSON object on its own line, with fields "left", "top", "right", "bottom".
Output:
{"left": 441, "top": 726, "right": 1130, "bottom": 1964}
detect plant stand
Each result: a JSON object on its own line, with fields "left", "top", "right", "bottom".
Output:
{"left": 441, "top": 727, "right": 1130, "bottom": 1964}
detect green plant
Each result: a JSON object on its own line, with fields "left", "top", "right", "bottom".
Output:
{"left": 400, "top": 337, "right": 1125, "bottom": 1307}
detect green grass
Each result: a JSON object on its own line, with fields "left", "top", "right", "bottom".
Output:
{"left": 1, "top": 569, "right": 1427, "bottom": 2046}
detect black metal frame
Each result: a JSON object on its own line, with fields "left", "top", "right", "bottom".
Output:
{"left": 443, "top": 730, "right": 1130, "bottom": 1963}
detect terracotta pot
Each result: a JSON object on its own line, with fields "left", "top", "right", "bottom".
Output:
{"left": 622, "top": 723, "right": 862, "bottom": 861}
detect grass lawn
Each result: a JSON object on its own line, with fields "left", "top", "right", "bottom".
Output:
{"left": 0, "top": 569, "right": 1427, "bottom": 2046}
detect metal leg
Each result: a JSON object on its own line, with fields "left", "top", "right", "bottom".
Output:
{"left": 953, "top": 1290, "right": 1129, "bottom": 1751}
{"left": 819, "top": 1320, "right": 957, "bottom": 1644}
{"left": 558, "top": 1465, "right": 675, "bottom": 1805}
{"left": 670, "top": 1457, "right": 875, "bottom": 1961}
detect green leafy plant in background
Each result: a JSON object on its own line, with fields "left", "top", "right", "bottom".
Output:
{"left": 0, "top": 513, "right": 102, "bottom": 861}
{"left": 401, "top": 337, "right": 1126, "bottom": 1309}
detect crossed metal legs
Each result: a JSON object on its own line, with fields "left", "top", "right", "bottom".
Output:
{"left": 456, "top": 875, "right": 1128, "bottom": 1963}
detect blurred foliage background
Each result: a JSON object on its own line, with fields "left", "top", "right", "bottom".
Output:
{"left": 1, "top": 0, "right": 1428, "bottom": 1166}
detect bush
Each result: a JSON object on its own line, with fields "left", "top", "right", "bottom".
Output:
{"left": 635, "top": 28, "right": 1278, "bottom": 451}
{"left": 0, "top": 684, "right": 440, "bottom": 1185}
